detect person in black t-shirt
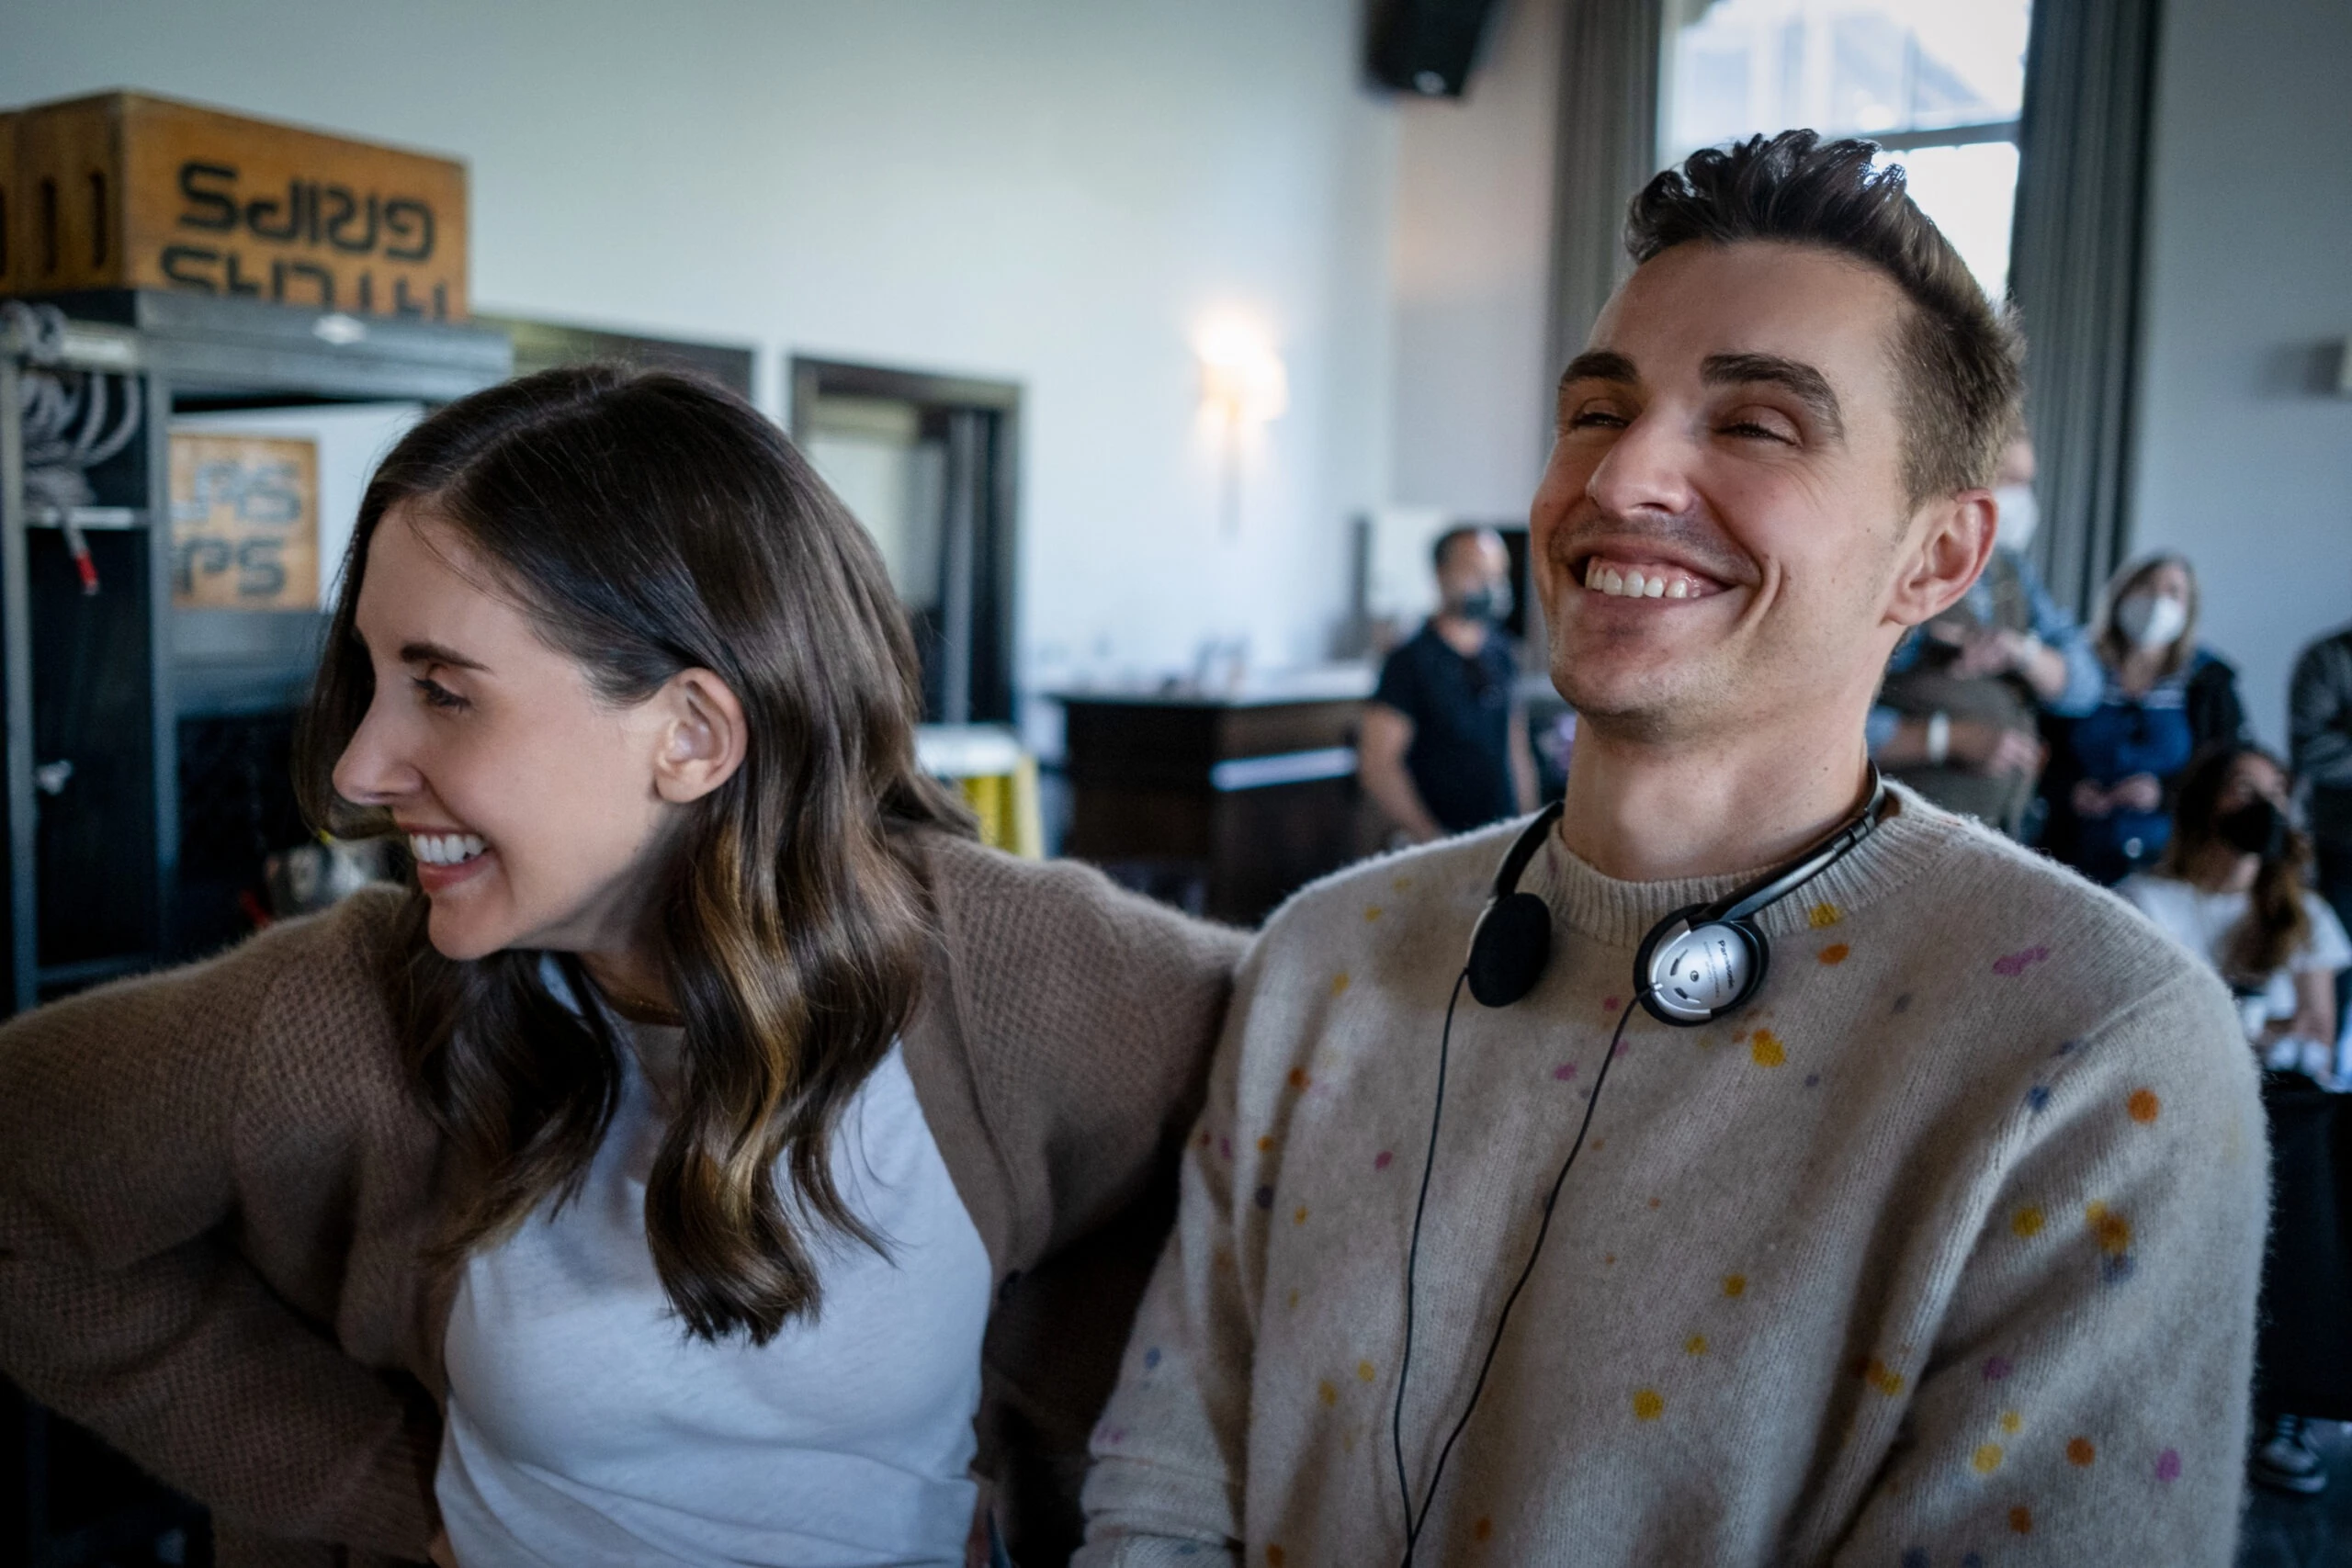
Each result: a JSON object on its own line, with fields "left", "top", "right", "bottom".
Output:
{"left": 1360, "top": 525, "right": 1538, "bottom": 841}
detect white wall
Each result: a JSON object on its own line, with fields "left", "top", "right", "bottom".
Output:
{"left": 2129, "top": 0, "right": 2352, "bottom": 751}
{"left": 3, "top": 0, "right": 1400, "bottom": 708}
{"left": 1386, "top": 0, "right": 1563, "bottom": 522}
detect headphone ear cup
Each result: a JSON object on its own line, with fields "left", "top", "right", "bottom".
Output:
{"left": 1635, "top": 910, "right": 1770, "bottom": 1026}
{"left": 1466, "top": 891, "right": 1552, "bottom": 1008}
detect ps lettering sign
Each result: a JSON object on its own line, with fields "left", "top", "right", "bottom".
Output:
{"left": 0, "top": 91, "right": 467, "bottom": 320}
{"left": 170, "top": 433, "right": 322, "bottom": 610}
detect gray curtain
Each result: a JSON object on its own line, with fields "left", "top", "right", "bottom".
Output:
{"left": 2007, "top": 0, "right": 2165, "bottom": 619}
{"left": 1544, "top": 0, "right": 1666, "bottom": 385}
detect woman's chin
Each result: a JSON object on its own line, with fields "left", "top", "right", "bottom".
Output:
{"left": 424, "top": 900, "right": 515, "bottom": 964}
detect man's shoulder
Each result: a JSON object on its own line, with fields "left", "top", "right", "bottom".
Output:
{"left": 2294, "top": 624, "right": 2352, "bottom": 676}
{"left": 1256, "top": 818, "right": 1525, "bottom": 953}
{"left": 1374, "top": 625, "right": 1439, "bottom": 691}
{"left": 1889, "top": 788, "right": 2231, "bottom": 1022}
{"left": 920, "top": 829, "right": 1248, "bottom": 976}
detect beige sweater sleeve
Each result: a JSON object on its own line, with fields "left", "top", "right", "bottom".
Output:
{"left": 1823, "top": 966, "right": 2265, "bottom": 1566}
{"left": 0, "top": 899, "right": 436, "bottom": 1557}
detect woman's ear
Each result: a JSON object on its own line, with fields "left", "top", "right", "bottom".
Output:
{"left": 1888, "top": 489, "right": 1997, "bottom": 629}
{"left": 651, "top": 669, "right": 749, "bottom": 804}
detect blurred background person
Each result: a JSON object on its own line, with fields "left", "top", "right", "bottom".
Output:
{"left": 2120, "top": 745, "right": 2346, "bottom": 1077}
{"left": 1358, "top": 525, "right": 1537, "bottom": 843}
{"left": 2122, "top": 744, "right": 2352, "bottom": 1498}
{"left": 1870, "top": 432, "right": 2098, "bottom": 835}
{"left": 2290, "top": 620, "right": 2352, "bottom": 1033}
{"left": 2041, "top": 553, "right": 2247, "bottom": 884}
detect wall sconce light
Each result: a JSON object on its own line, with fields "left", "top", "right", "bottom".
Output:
{"left": 1197, "top": 320, "right": 1289, "bottom": 427}
{"left": 1195, "top": 314, "right": 1286, "bottom": 536}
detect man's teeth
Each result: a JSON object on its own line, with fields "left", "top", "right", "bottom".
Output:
{"left": 1584, "top": 560, "right": 1698, "bottom": 600}
{"left": 409, "top": 832, "right": 488, "bottom": 866}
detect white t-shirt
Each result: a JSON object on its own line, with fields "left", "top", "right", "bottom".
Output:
{"left": 2118, "top": 872, "right": 2352, "bottom": 1036}
{"left": 435, "top": 1029, "right": 994, "bottom": 1568}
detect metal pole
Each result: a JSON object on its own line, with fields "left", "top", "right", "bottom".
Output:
{"left": 940, "top": 410, "right": 978, "bottom": 727}
{"left": 144, "top": 372, "right": 176, "bottom": 961}
{"left": 0, "top": 355, "right": 38, "bottom": 1014}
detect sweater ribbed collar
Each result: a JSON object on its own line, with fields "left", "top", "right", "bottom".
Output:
{"left": 1522, "top": 783, "right": 1962, "bottom": 951}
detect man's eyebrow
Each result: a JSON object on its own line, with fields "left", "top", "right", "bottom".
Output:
{"left": 1560, "top": 350, "right": 1640, "bottom": 389}
{"left": 1702, "top": 353, "right": 1845, "bottom": 437}
{"left": 398, "top": 640, "right": 490, "bottom": 672}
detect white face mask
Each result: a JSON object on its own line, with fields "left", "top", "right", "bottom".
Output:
{"left": 2115, "top": 592, "right": 2189, "bottom": 649}
{"left": 1992, "top": 484, "right": 2039, "bottom": 552}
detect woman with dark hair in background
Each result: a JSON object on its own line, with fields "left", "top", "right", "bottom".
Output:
{"left": 2121, "top": 745, "right": 2347, "bottom": 1074}
{"left": 2122, "top": 745, "right": 2352, "bottom": 1497}
{"left": 0, "top": 367, "right": 1241, "bottom": 1568}
{"left": 2041, "top": 553, "right": 2247, "bottom": 883}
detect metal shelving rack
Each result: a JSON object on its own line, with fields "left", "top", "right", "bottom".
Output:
{"left": 3, "top": 288, "right": 509, "bottom": 1568}
{"left": 0, "top": 289, "right": 509, "bottom": 1016}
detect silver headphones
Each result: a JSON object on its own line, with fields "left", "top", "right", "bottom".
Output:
{"left": 1464, "top": 766, "right": 1891, "bottom": 1022}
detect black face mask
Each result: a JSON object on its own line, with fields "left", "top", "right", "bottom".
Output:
{"left": 1452, "top": 583, "right": 1511, "bottom": 625}
{"left": 2216, "top": 798, "right": 2289, "bottom": 860}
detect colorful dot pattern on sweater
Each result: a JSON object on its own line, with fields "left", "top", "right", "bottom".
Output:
{"left": 1080, "top": 798, "right": 2267, "bottom": 1566}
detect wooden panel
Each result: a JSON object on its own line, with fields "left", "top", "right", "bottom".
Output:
{"left": 1062, "top": 702, "right": 1225, "bottom": 788}
{"left": 8, "top": 95, "right": 113, "bottom": 293}
{"left": 6, "top": 91, "right": 467, "bottom": 319}
{"left": 1061, "top": 694, "right": 1379, "bottom": 925}
{"left": 168, "top": 433, "right": 322, "bottom": 610}
{"left": 1062, "top": 696, "right": 1363, "bottom": 786}
{"left": 1215, "top": 699, "right": 1361, "bottom": 761}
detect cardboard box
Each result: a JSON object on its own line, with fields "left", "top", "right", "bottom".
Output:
{"left": 5, "top": 91, "right": 466, "bottom": 320}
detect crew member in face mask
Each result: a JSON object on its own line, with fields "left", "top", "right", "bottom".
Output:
{"left": 2119, "top": 745, "right": 2349, "bottom": 1497}
{"left": 2041, "top": 552, "right": 2249, "bottom": 884}
{"left": 1360, "top": 525, "right": 1539, "bottom": 841}
{"left": 1869, "top": 433, "right": 2102, "bottom": 834}
{"left": 2121, "top": 746, "right": 2344, "bottom": 1068}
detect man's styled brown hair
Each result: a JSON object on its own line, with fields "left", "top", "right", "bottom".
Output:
{"left": 1623, "top": 130, "right": 2023, "bottom": 505}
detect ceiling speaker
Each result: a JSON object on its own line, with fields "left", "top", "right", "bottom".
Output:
{"left": 1367, "top": 0, "right": 1506, "bottom": 98}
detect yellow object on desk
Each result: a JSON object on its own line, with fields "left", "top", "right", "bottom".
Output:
{"left": 914, "top": 725, "right": 1042, "bottom": 859}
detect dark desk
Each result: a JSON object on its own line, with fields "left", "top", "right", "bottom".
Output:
{"left": 1057, "top": 688, "right": 1379, "bottom": 925}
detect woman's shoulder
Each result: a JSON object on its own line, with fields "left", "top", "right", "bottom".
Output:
{"left": 900, "top": 832, "right": 1247, "bottom": 1267}
{"left": 914, "top": 829, "right": 1247, "bottom": 979}
{"left": 2296, "top": 888, "right": 2352, "bottom": 969}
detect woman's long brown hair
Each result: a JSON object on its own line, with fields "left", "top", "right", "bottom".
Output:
{"left": 295, "top": 367, "right": 973, "bottom": 1342}
{"left": 2163, "top": 744, "right": 2312, "bottom": 985}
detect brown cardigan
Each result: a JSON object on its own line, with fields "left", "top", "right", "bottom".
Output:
{"left": 0, "top": 831, "right": 1243, "bottom": 1567}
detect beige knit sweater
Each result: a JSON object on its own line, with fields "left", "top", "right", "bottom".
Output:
{"left": 1080, "top": 787, "right": 2267, "bottom": 1565}
{"left": 0, "top": 830, "right": 1243, "bottom": 1568}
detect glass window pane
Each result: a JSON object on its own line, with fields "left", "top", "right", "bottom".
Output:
{"left": 1665, "top": 0, "right": 2030, "bottom": 155}
{"left": 1874, "top": 141, "right": 2020, "bottom": 296}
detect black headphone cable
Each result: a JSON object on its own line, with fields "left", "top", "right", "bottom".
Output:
{"left": 1390, "top": 986, "right": 1644, "bottom": 1566}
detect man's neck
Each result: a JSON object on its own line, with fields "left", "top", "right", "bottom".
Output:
{"left": 1431, "top": 613, "right": 1490, "bottom": 658}
{"left": 1557, "top": 718, "right": 1874, "bottom": 884}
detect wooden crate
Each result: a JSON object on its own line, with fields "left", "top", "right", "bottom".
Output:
{"left": 3, "top": 91, "right": 467, "bottom": 320}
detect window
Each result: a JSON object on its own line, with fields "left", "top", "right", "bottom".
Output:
{"left": 1660, "top": 0, "right": 2033, "bottom": 296}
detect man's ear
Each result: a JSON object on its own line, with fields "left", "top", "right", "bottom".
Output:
{"left": 1887, "top": 489, "right": 1996, "bottom": 629}
{"left": 650, "top": 669, "right": 749, "bottom": 805}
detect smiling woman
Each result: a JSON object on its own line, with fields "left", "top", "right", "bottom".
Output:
{"left": 0, "top": 367, "right": 1245, "bottom": 1568}
{"left": 300, "top": 368, "right": 959, "bottom": 1340}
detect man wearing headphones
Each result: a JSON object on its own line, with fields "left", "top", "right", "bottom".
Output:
{"left": 1080, "top": 132, "right": 2265, "bottom": 1566}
